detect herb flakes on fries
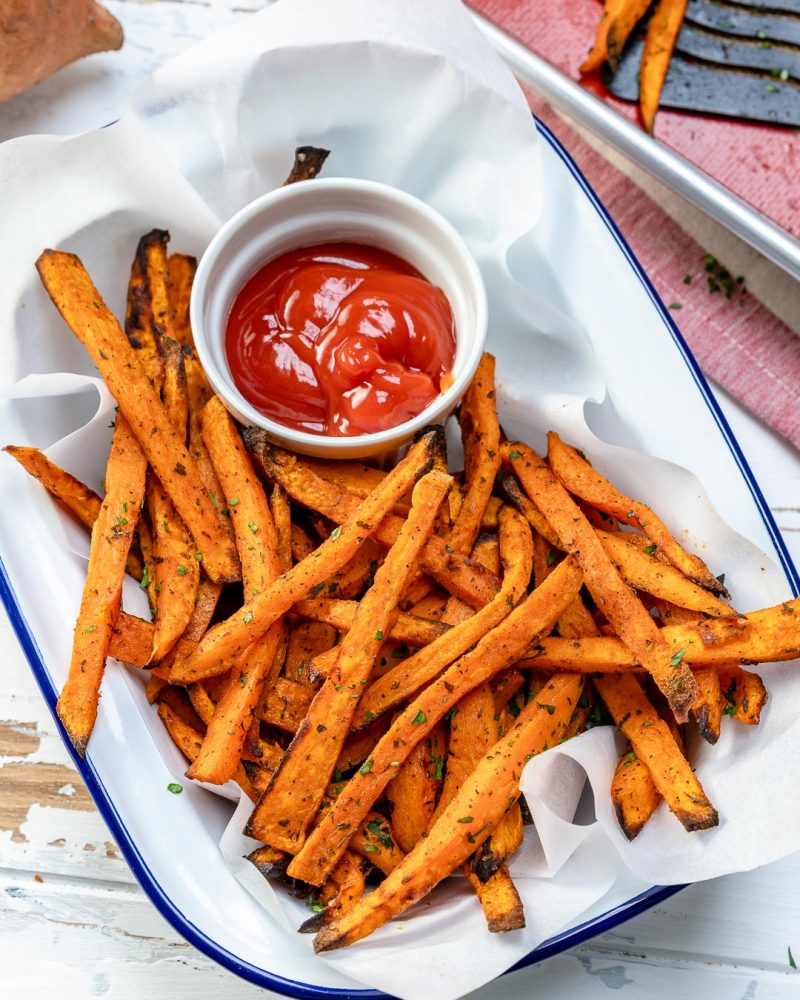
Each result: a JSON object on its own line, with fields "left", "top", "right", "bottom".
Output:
{"left": 8, "top": 205, "right": 798, "bottom": 951}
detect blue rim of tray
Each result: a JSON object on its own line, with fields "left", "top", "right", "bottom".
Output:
{"left": 1, "top": 114, "right": 797, "bottom": 999}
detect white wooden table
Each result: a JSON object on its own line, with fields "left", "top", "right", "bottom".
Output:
{"left": 2, "top": 2, "right": 799, "bottom": 997}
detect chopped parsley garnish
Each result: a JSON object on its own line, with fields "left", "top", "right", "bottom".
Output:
{"left": 359, "top": 758, "right": 374, "bottom": 776}
{"left": 248, "top": 521, "right": 258, "bottom": 534}
{"left": 82, "top": 624, "right": 97, "bottom": 635}
{"left": 508, "top": 450, "right": 522, "bottom": 460}
{"left": 538, "top": 703, "right": 556, "bottom": 715}
{"left": 643, "top": 543, "right": 657, "bottom": 555}
{"left": 167, "top": 783, "right": 183, "bottom": 794}
{"left": 671, "top": 648, "right": 686, "bottom": 667}
{"left": 457, "top": 816, "right": 473, "bottom": 824}
{"left": 412, "top": 709, "right": 427, "bottom": 725}
{"left": 374, "top": 630, "right": 384, "bottom": 641}
{"left": 243, "top": 610, "right": 254, "bottom": 624}
{"left": 330, "top": 526, "right": 342, "bottom": 540}
{"left": 228, "top": 498, "right": 239, "bottom": 506}
{"left": 176, "top": 564, "right": 188, "bottom": 576}
{"left": 546, "top": 549, "right": 557, "bottom": 566}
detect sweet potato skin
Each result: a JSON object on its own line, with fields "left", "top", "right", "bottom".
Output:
{"left": 0, "top": 0, "right": 123, "bottom": 103}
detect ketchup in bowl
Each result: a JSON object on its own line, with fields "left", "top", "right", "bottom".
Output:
{"left": 225, "top": 243, "right": 456, "bottom": 437}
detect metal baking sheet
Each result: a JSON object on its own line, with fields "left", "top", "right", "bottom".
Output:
{"left": 471, "top": 12, "right": 800, "bottom": 281}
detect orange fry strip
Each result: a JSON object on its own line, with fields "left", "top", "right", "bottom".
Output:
{"left": 640, "top": 0, "right": 688, "bottom": 133}
{"left": 166, "top": 253, "right": 197, "bottom": 348}
{"left": 247, "top": 434, "right": 500, "bottom": 610}
{"left": 356, "top": 506, "right": 533, "bottom": 726}
{"left": 36, "top": 250, "right": 240, "bottom": 584}
{"left": 547, "top": 432, "right": 725, "bottom": 596}
{"left": 447, "top": 352, "right": 501, "bottom": 554}
{"left": 504, "top": 441, "right": 698, "bottom": 721}
{"left": 594, "top": 672, "right": 717, "bottom": 831}
{"left": 606, "top": 0, "right": 653, "bottom": 68}
{"left": 313, "top": 674, "right": 584, "bottom": 951}
{"left": 56, "top": 416, "right": 148, "bottom": 754}
{"left": 580, "top": 0, "right": 627, "bottom": 73}
{"left": 244, "top": 468, "right": 451, "bottom": 851}
{"left": 288, "top": 557, "right": 582, "bottom": 886}
{"left": 185, "top": 396, "right": 283, "bottom": 784}
{"left": 293, "top": 598, "right": 448, "bottom": 648}
{"left": 173, "top": 431, "right": 439, "bottom": 684}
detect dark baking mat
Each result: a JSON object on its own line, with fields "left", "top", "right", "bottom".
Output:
{"left": 607, "top": 1, "right": 800, "bottom": 127}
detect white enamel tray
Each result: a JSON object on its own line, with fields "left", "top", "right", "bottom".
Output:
{"left": 1, "top": 116, "right": 797, "bottom": 998}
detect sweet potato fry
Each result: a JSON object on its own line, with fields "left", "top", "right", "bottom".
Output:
{"left": 350, "top": 812, "right": 405, "bottom": 875}
{"left": 504, "top": 441, "right": 698, "bottom": 721}
{"left": 336, "top": 717, "right": 390, "bottom": 773}
{"left": 156, "top": 700, "right": 255, "bottom": 798}
{"left": 598, "top": 530, "right": 733, "bottom": 618}
{"left": 3, "top": 444, "right": 145, "bottom": 581}
{"left": 692, "top": 667, "right": 722, "bottom": 745}
{"left": 147, "top": 477, "right": 200, "bottom": 662}
{"left": 501, "top": 475, "right": 559, "bottom": 547}
{"left": 433, "top": 685, "right": 495, "bottom": 823}
{"left": 464, "top": 865, "right": 525, "bottom": 933}
{"left": 247, "top": 433, "right": 500, "bottom": 610}
{"left": 160, "top": 336, "right": 189, "bottom": 441}
{"left": 56, "top": 417, "right": 148, "bottom": 754}
{"left": 166, "top": 253, "right": 197, "bottom": 348}
{"left": 386, "top": 723, "right": 446, "bottom": 852}
{"left": 289, "top": 558, "right": 583, "bottom": 886}
{"left": 299, "top": 852, "right": 367, "bottom": 933}
{"left": 36, "top": 250, "right": 240, "bottom": 584}
{"left": 283, "top": 620, "right": 337, "bottom": 687}
{"left": 184, "top": 354, "right": 228, "bottom": 516}
{"left": 293, "top": 598, "right": 447, "bottom": 648}
{"left": 247, "top": 845, "right": 290, "bottom": 881}
{"left": 124, "top": 229, "right": 169, "bottom": 376}
{"left": 446, "top": 353, "right": 501, "bottom": 554}
{"left": 546, "top": 433, "right": 725, "bottom": 597}
{"left": 607, "top": 0, "right": 653, "bottom": 69}
{"left": 640, "top": 0, "right": 688, "bottom": 133}
{"left": 245, "top": 469, "right": 451, "bottom": 851}
{"left": 593, "top": 672, "right": 717, "bottom": 831}
{"left": 580, "top": 0, "right": 628, "bottom": 73}
{"left": 283, "top": 145, "right": 330, "bottom": 185}
{"left": 261, "top": 676, "right": 315, "bottom": 732}
{"left": 357, "top": 506, "right": 533, "bottom": 726}
{"left": 313, "top": 674, "right": 584, "bottom": 951}
{"left": 611, "top": 746, "right": 662, "bottom": 841}
{"left": 175, "top": 431, "right": 439, "bottom": 683}
{"left": 719, "top": 667, "right": 768, "bottom": 726}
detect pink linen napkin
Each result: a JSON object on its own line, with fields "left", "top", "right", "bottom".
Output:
{"left": 527, "top": 96, "right": 800, "bottom": 451}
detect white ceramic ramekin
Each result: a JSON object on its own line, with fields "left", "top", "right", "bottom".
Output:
{"left": 190, "top": 178, "right": 487, "bottom": 459}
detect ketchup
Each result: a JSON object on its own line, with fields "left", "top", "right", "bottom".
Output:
{"left": 225, "top": 242, "right": 456, "bottom": 436}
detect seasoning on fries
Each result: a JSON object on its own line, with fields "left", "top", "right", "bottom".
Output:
{"left": 7, "top": 186, "right": 797, "bottom": 950}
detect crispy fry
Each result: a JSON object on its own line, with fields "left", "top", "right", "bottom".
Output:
{"left": 640, "top": 0, "right": 688, "bottom": 133}
{"left": 293, "top": 598, "right": 448, "bottom": 648}
{"left": 36, "top": 250, "right": 240, "bottom": 584}
{"left": 464, "top": 865, "right": 525, "bottom": 933}
{"left": 447, "top": 353, "right": 501, "bottom": 554}
{"left": 692, "top": 667, "right": 722, "bottom": 745}
{"left": 433, "top": 685, "right": 495, "bottom": 823}
{"left": 313, "top": 674, "right": 584, "bottom": 951}
{"left": 245, "top": 469, "right": 451, "bottom": 851}
{"left": 350, "top": 812, "right": 405, "bottom": 875}
{"left": 719, "top": 667, "right": 768, "bottom": 726}
{"left": 166, "top": 253, "right": 197, "bottom": 348}
{"left": 156, "top": 683, "right": 206, "bottom": 730}
{"left": 386, "top": 723, "right": 446, "bottom": 852}
{"left": 289, "top": 558, "right": 583, "bottom": 886}
{"left": 284, "top": 620, "right": 337, "bottom": 687}
{"left": 260, "top": 676, "right": 315, "bottom": 732}
{"left": 501, "top": 475, "right": 560, "bottom": 547}
{"left": 611, "top": 746, "right": 662, "bottom": 841}
{"left": 3, "top": 444, "right": 144, "bottom": 581}
{"left": 546, "top": 432, "right": 725, "bottom": 597}
{"left": 176, "top": 430, "right": 439, "bottom": 683}
{"left": 580, "top": 0, "right": 628, "bottom": 72}
{"left": 598, "top": 530, "right": 733, "bottom": 618}
{"left": 56, "top": 416, "right": 147, "bottom": 754}
{"left": 185, "top": 354, "right": 228, "bottom": 519}
{"left": 336, "top": 717, "right": 390, "bottom": 773}
{"left": 147, "top": 477, "right": 200, "bottom": 662}
{"left": 283, "top": 145, "right": 330, "bottom": 185}
{"left": 124, "top": 229, "right": 169, "bottom": 377}
{"left": 357, "top": 507, "right": 533, "bottom": 726}
{"left": 160, "top": 336, "right": 189, "bottom": 441}
{"left": 594, "top": 672, "right": 717, "bottom": 831}
{"left": 247, "top": 845, "right": 290, "bottom": 881}
{"left": 299, "top": 852, "right": 367, "bottom": 933}
{"left": 247, "top": 433, "right": 500, "bottom": 610}
{"left": 607, "top": 0, "right": 653, "bottom": 69}
{"left": 505, "top": 441, "right": 698, "bottom": 722}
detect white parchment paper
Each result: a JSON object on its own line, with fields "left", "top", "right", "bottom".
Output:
{"left": 1, "top": 1, "right": 799, "bottom": 997}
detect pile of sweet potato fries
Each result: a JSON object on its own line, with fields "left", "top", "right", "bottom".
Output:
{"left": 6, "top": 152, "right": 799, "bottom": 952}
{"left": 581, "top": 0, "right": 688, "bottom": 132}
